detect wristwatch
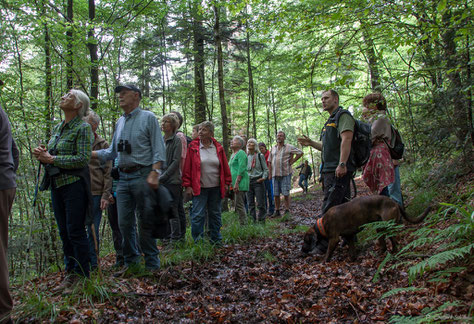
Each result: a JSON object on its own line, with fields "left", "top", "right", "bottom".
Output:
{"left": 339, "top": 162, "right": 346, "bottom": 167}
{"left": 153, "top": 169, "right": 161, "bottom": 176}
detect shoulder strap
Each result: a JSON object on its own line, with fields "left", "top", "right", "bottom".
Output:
{"left": 257, "top": 153, "right": 265, "bottom": 169}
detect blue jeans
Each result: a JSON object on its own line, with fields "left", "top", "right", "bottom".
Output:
{"left": 388, "top": 166, "right": 403, "bottom": 206}
{"left": 51, "top": 180, "right": 90, "bottom": 277}
{"left": 191, "top": 187, "right": 222, "bottom": 243}
{"left": 298, "top": 174, "right": 308, "bottom": 192}
{"left": 87, "top": 195, "right": 102, "bottom": 269}
{"left": 117, "top": 168, "right": 160, "bottom": 270}
{"left": 263, "top": 179, "right": 274, "bottom": 215}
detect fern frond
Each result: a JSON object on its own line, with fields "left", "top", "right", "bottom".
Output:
{"left": 380, "top": 286, "right": 424, "bottom": 299}
{"left": 408, "top": 243, "right": 474, "bottom": 284}
{"left": 389, "top": 301, "right": 461, "bottom": 324}
{"left": 372, "top": 252, "right": 392, "bottom": 283}
{"left": 398, "top": 236, "right": 442, "bottom": 254}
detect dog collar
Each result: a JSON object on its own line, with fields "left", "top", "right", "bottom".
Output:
{"left": 315, "top": 217, "right": 327, "bottom": 238}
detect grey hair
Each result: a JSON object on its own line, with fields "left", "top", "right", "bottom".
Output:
{"left": 162, "top": 113, "right": 179, "bottom": 132}
{"left": 70, "top": 89, "right": 90, "bottom": 118}
{"left": 247, "top": 138, "right": 258, "bottom": 146}
{"left": 277, "top": 130, "right": 286, "bottom": 138}
{"left": 233, "top": 135, "right": 245, "bottom": 148}
{"left": 84, "top": 110, "right": 100, "bottom": 125}
{"left": 200, "top": 121, "right": 214, "bottom": 135}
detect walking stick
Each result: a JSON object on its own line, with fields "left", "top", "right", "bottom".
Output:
{"left": 90, "top": 222, "right": 102, "bottom": 278}
{"left": 23, "top": 162, "right": 42, "bottom": 284}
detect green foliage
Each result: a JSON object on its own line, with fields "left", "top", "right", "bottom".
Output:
{"left": 372, "top": 252, "right": 393, "bottom": 283}
{"left": 380, "top": 286, "right": 424, "bottom": 300}
{"left": 360, "top": 219, "right": 405, "bottom": 242}
{"left": 221, "top": 211, "right": 273, "bottom": 243}
{"left": 389, "top": 202, "right": 473, "bottom": 285}
{"left": 161, "top": 239, "right": 216, "bottom": 267}
{"left": 407, "top": 243, "right": 473, "bottom": 285}
{"left": 15, "top": 289, "right": 59, "bottom": 322}
{"left": 388, "top": 301, "right": 462, "bottom": 324}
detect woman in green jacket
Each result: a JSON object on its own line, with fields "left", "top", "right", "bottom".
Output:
{"left": 229, "top": 135, "right": 249, "bottom": 225}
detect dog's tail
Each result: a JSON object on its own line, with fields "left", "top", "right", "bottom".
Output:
{"left": 399, "top": 203, "right": 433, "bottom": 224}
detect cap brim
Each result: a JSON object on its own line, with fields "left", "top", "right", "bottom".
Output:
{"left": 114, "top": 85, "right": 128, "bottom": 93}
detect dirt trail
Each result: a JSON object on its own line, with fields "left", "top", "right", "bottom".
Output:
{"left": 17, "top": 180, "right": 470, "bottom": 323}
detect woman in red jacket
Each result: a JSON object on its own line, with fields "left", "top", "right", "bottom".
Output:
{"left": 183, "top": 121, "right": 231, "bottom": 243}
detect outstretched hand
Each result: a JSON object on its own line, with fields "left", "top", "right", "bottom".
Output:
{"left": 297, "top": 135, "right": 312, "bottom": 147}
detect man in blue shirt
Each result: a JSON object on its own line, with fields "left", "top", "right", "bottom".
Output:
{"left": 93, "top": 85, "right": 165, "bottom": 273}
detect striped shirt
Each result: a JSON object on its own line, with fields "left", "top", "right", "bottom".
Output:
{"left": 47, "top": 116, "right": 92, "bottom": 188}
{"left": 268, "top": 143, "right": 302, "bottom": 177}
{"left": 96, "top": 107, "right": 166, "bottom": 168}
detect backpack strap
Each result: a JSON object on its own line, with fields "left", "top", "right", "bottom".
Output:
{"left": 257, "top": 152, "right": 265, "bottom": 170}
{"left": 320, "top": 107, "right": 353, "bottom": 140}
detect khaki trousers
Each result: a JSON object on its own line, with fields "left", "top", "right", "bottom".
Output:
{"left": 0, "top": 188, "right": 15, "bottom": 324}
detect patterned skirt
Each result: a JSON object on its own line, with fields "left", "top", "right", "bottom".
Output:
{"left": 363, "top": 142, "right": 395, "bottom": 194}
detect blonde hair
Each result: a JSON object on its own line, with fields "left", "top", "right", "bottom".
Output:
{"left": 162, "top": 113, "right": 179, "bottom": 132}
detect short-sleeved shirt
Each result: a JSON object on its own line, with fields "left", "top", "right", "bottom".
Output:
{"left": 268, "top": 143, "right": 303, "bottom": 177}
{"left": 47, "top": 116, "right": 92, "bottom": 188}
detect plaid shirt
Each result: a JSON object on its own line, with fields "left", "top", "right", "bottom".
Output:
{"left": 47, "top": 116, "right": 92, "bottom": 188}
{"left": 268, "top": 143, "right": 302, "bottom": 177}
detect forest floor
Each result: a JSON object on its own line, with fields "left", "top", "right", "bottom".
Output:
{"left": 13, "top": 178, "right": 473, "bottom": 323}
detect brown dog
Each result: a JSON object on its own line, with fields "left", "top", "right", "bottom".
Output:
{"left": 301, "top": 195, "right": 432, "bottom": 262}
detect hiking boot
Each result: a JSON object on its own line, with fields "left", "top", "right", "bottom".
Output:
{"left": 284, "top": 209, "right": 290, "bottom": 216}
{"left": 270, "top": 210, "right": 281, "bottom": 218}
{"left": 113, "top": 266, "right": 130, "bottom": 278}
{"left": 145, "top": 267, "right": 160, "bottom": 277}
{"left": 312, "top": 246, "right": 326, "bottom": 256}
{"left": 54, "top": 274, "right": 78, "bottom": 293}
{"left": 113, "top": 259, "right": 125, "bottom": 268}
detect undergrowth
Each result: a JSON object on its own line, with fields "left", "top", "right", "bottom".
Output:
{"left": 370, "top": 156, "right": 474, "bottom": 322}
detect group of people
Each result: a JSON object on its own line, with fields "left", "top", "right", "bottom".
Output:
{"left": 27, "top": 84, "right": 306, "bottom": 294}
{"left": 298, "top": 90, "right": 403, "bottom": 254}
{"left": 0, "top": 81, "right": 403, "bottom": 321}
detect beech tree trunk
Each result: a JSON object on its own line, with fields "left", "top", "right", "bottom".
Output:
{"left": 66, "top": 0, "right": 73, "bottom": 89}
{"left": 214, "top": 3, "right": 230, "bottom": 158}
{"left": 193, "top": 2, "right": 207, "bottom": 124}
{"left": 88, "top": 0, "right": 99, "bottom": 109}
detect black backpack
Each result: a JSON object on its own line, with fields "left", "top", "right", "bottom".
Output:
{"left": 385, "top": 125, "right": 404, "bottom": 160}
{"left": 334, "top": 109, "right": 372, "bottom": 168}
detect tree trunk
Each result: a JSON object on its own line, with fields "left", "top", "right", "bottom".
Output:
{"left": 442, "top": 10, "right": 469, "bottom": 145}
{"left": 246, "top": 18, "right": 256, "bottom": 138}
{"left": 361, "top": 25, "right": 381, "bottom": 92}
{"left": 43, "top": 5, "right": 52, "bottom": 139}
{"left": 214, "top": 3, "right": 230, "bottom": 158}
{"left": 271, "top": 86, "right": 277, "bottom": 139}
{"left": 88, "top": 0, "right": 99, "bottom": 109}
{"left": 193, "top": 2, "right": 207, "bottom": 124}
{"left": 66, "top": 0, "right": 74, "bottom": 89}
